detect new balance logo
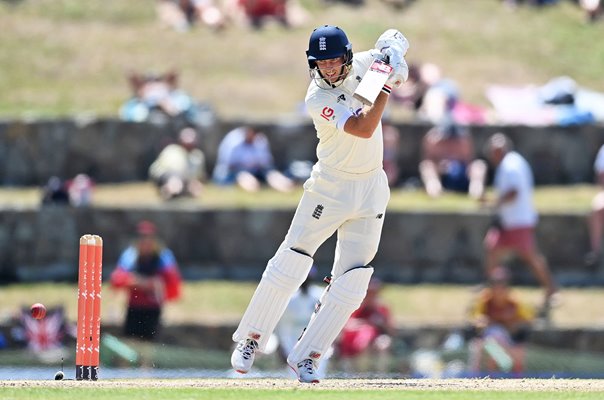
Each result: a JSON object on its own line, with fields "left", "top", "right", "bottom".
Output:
{"left": 356, "top": 75, "right": 362, "bottom": 82}
{"left": 376, "top": 213, "right": 383, "bottom": 219}
{"left": 337, "top": 94, "right": 346, "bottom": 102}
{"left": 312, "top": 204, "right": 324, "bottom": 219}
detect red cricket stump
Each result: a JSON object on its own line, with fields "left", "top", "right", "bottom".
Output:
{"left": 76, "top": 234, "right": 103, "bottom": 380}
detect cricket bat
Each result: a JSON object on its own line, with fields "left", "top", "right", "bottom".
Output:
{"left": 483, "top": 336, "right": 513, "bottom": 373}
{"left": 353, "top": 58, "right": 393, "bottom": 106}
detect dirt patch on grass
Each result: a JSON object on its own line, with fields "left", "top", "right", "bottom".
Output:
{"left": 2, "top": 378, "right": 604, "bottom": 392}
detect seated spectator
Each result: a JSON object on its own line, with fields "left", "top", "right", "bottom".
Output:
{"left": 119, "top": 70, "right": 212, "bottom": 126}
{"left": 335, "top": 278, "right": 395, "bottom": 374}
{"left": 418, "top": 121, "right": 487, "bottom": 199}
{"left": 212, "top": 126, "right": 294, "bottom": 192}
{"left": 224, "top": 0, "right": 308, "bottom": 29}
{"left": 156, "top": 0, "right": 226, "bottom": 32}
{"left": 391, "top": 62, "right": 488, "bottom": 125}
{"left": 585, "top": 143, "right": 604, "bottom": 267}
{"left": 110, "top": 221, "right": 182, "bottom": 341}
{"left": 486, "top": 76, "right": 600, "bottom": 126}
{"left": 41, "top": 176, "right": 70, "bottom": 206}
{"left": 149, "top": 127, "right": 206, "bottom": 200}
{"left": 66, "top": 173, "right": 94, "bottom": 207}
{"left": 466, "top": 266, "right": 535, "bottom": 376}
{"left": 41, "top": 174, "right": 95, "bottom": 207}
{"left": 389, "top": 63, "right": 430, "bottom": 120}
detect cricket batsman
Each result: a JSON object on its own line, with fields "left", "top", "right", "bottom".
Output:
{"left": 231, "top": 25, "right": 409, "bottom": 383}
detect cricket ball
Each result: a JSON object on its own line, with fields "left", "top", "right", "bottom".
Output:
{"left": 54, "top": 371, "right": 64, "bottom": 380}
{"left": 30, "top": 303, "right": 47, "bottom": 320}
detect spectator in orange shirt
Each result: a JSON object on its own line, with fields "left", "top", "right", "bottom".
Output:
{"left": 466, "top": 266, "right": 535, "bottom": 375}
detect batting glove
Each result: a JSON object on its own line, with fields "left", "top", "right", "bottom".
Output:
{"left": 375, "top": 29, "right": 410, "bottom": 66}
{"left": 385, "top": 58, "right": 409, "bottom": 89}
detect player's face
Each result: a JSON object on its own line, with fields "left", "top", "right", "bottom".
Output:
{"left": 316, "top": 56, "right": 348, "bottom": 84}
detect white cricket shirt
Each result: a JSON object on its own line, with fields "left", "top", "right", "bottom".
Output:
{"left": 305, "top": 50, "right": 384, "bottom": 175}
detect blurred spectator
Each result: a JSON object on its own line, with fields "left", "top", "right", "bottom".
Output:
{"left": 486, "top": 76, "right": 602, "bottom": 126}
{"left": 466, "top": 266, "right": 535, "bottom": 375}
{"left": 119, "top": 70, "right": 214, "bottom": 127}
{"left": 335, "top": 278, "right": 395, "bottom": 374}
{"left": 389, "top": 63, "right": 430, "bottom": 119}
{"left": 156, "top": 0, "right": 226, "bottom": 32}
{"left": 585, "top": 143, "right": 604, "bottom": 267}
{"left": 212, "top": 126, "right": 294, "bottom": 192}
{"left": 41, "top": 174, "right": 95, "bottom": 207}
{"left": 110, "top": 221, "right": 182, "bottom": 341}
{"left": 224, "top": 0, "right": 308, "bottom": 29}
{"left": 482, "top": 133, "right": 558, "bottom": 321}
{"left": 501, "top": 0, "right": 559, "bottom": 9}
{"left": 419, "top": 121, "right": 487, "bottom": 199}
{"left": 275, "top": 267, "right": 330, "bottom": 379}
{"left": 578, "top": 0, "right": 602, "bottom": 22}
{"left": 66, "top": 173, "right": 94, "bottom": 207}
{"left": 149, "top": 126, "right": 206, "bottom": 200}
{"left": 382, "top": 121, "right": 401, "bottom": 187}
{"left": 391, "top": 62, "right": 488, "bottom": 125}
{"left": 41, "top": 176, "right": 70, "bottom": 206}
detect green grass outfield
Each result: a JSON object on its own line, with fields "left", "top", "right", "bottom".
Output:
{"left": 2, "top": 379, "right": 604, "bottom": 400}
{"left": 1, "top": 0, "right": 603, "bottom": 120}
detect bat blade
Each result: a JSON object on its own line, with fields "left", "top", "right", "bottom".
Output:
{"left": 353, "top": 59, "right": 393, "bottom": 106}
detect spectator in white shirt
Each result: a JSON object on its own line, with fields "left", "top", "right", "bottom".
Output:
{"left": 482, "top": 133, "right": 558, "bottom": 322}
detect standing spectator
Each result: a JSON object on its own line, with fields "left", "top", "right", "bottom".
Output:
{"left": 482, "top": 133, "right": 558, "bottom": 321}
{"left": 419, "top": 121, "right": 487, "bottom": 199}
{"left": 110, "top": 221, "right": 182, "bottom": 341}
{"left": 212, "top": 126, "right": 293, "bottom": 192}
{"left": 336, "top": 278, "right": 395, "bottom": 374}
{"left": 466, "top": 266, "right": 534, "bottom": 376}
{"left": 149, "top": 127, "right": 206, "bottom": 200}
{"left": 585, "top": 143, "right": 604, "bottom": 267}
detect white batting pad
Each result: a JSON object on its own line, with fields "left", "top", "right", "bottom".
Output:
{"left": 232, "top": 248, "right": 314, "bottom": 351}
{"left": 287, "top": 266, "right": 374, "bottom": 366}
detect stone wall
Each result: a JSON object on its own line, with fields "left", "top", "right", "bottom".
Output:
{"left": 0, "top": 206, "right": 600, "bottom": 286}
{"left": 1, "top": 118, "right": 603, "bottom": 186}
{"left": 1, "top": 118, "right": 603, "bottom": 285}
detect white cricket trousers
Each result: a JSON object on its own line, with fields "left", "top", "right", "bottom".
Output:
{"left": 281, "top": 163, "right": 390, "bottom": 279}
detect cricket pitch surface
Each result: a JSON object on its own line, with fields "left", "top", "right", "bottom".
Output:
{"left": 3, "top": 378, "right": 604, "bottom": 391}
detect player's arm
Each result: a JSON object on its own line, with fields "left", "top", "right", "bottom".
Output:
{"left": 343, "top": 91, "right": 390, "bottom": 139}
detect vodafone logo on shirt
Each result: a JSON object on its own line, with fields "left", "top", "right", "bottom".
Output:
{"left": 320, "top": 106, "right": 334, "bottom": 121}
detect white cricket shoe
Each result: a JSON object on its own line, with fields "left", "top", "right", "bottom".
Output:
{"left": 231, "top": 339, "right": 258, "bottom": 374}
{"left": 288, "top": 358, "right": 320, "bottom": 384}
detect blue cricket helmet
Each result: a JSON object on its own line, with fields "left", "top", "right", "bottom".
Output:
{"left": 306, "top": 25, "right": 353, "bottom": 69}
